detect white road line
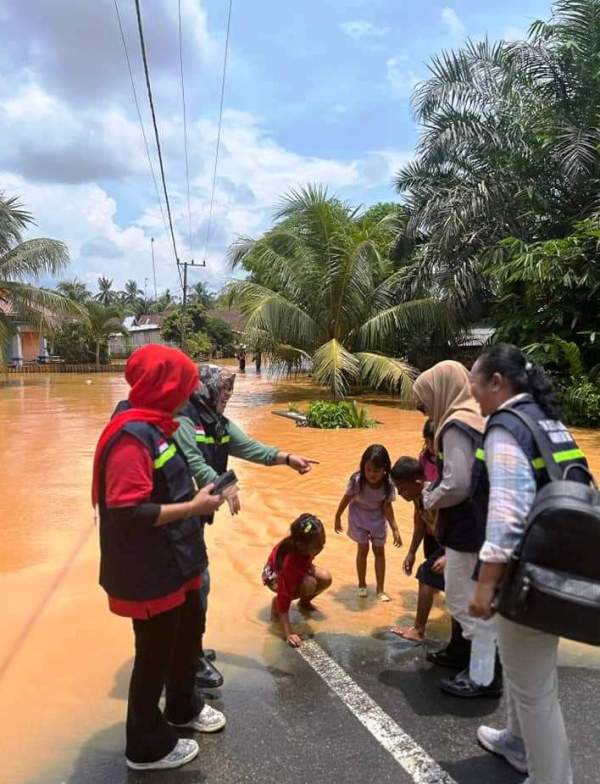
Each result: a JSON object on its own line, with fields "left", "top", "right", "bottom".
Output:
{"left": 298, "top": 639, "right": 458, "bottom": 784}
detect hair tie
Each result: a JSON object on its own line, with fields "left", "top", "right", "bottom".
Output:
{"left": 302, "top": 521, "right": 314, "bottom": 534}
{"left": 525, "top": 361, "right": 533, "bottom": 372}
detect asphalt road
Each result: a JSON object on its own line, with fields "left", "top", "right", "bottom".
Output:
{"left": 63, "top": 631, "right": 598, "bottom": 784}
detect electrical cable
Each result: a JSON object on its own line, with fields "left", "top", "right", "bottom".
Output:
{"left": 178, "top": 0, "right": 194, "bottom": 258}
{"left": 133, "top": 0, "right": 183, "bottom": 288}
{"left": 202, "top": 0, "right": 233, "bottom": 263}
{"left": 113, "top": 0, "right": 169, "bottom": 240}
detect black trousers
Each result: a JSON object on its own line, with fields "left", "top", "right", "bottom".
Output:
{"left": 125, "top": 589, "right": 204, "bottom": 763}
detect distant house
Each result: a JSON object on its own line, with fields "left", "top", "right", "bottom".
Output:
{"left": 108, "top": 314, "right": 167, "bottom": 356}
{"left": 0, "top": 301, "right": 49, "bottom": 366}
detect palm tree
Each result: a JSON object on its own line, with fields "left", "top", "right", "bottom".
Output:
{"left": 56, "top": 278, "right": 91, "bottom": 304}
{"left": 85, "top": 302, "right": 129, "bottom": 368}
{"left": 96, "top": 276, "right": 115, "bottom": 306}
{"left": 395, "top": 0, "right": 600, "bottom": 312}
{"left": 227, "top": 186, "right": 454, "bottom": 399}
{"left": 0, "top": 195, "right": 80, "bottom": 362}
{"left": 120, "top": 279, "right": 143, "bottom": 310}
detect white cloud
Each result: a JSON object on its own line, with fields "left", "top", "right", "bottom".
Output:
{"left": 0, "top": 0, "right": 408, "bottom": 295}
{"left": 502, "top": 26, "right": 527, "bottom": 42}
{"left": 386, "top": 57, "right": 421, "bottom": 98}
{"left": 441, "top": 7, "right": 467, "bottom": 41}
{"left": 341, "top": 20, "right": 390, "bottom": 40}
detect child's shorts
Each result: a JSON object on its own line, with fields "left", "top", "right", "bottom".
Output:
{"left": 261, "top": 563, "right": 278, "bottom": 592}
{"left": 416, "top": 545, "right": 445, "bottom": 592}
{"left": 347, "top": 518, "right": 387, "bottom": 547}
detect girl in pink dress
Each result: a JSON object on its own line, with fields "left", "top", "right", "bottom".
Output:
{"left": 335, "top": 444, "right": 402, "bottom": 601}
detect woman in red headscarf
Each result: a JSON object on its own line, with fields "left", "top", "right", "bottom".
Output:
{"left": 92, "top": 344, "right": 226, "bottom": 771}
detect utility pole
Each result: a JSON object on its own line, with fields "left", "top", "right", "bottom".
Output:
{"left": 150, "top": 237, "right": 158, "bottom": 299}
{"left": 177, "top": 259, "right": 205, "bottom": 352}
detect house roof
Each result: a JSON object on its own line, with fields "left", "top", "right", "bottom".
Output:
{"left": 122, "top": 314, "right": 163, "bottom": 332}
{"left": 206, "top": 308, "right": 244, "bottom": 332}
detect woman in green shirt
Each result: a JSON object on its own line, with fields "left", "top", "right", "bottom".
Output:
{"left": 174, "top": 364, "right": 317, "bottom": 687}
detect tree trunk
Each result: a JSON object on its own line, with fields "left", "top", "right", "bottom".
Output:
{"left": 95, "top": 341, "right": 101, "bottom": 369}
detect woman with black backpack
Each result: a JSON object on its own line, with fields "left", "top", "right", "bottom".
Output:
{"left": 469, "top": 343, "right": 589, "bottom": 784}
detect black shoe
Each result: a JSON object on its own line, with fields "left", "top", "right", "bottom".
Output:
{"left": 196, "top": 656, "right": 224, "bottom": 689}
{"left": 440, "top": 668, "right": 503, "bottom": 699}
{"left": 426, "top": 648, "right": 470, "bottom": 670}
{"left": 203, "top": 649, "right": 216, "bottom": 662}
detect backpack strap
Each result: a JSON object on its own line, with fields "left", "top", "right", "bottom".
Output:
{"left": 499, "top": 408, "right": 593, "bottom": 484}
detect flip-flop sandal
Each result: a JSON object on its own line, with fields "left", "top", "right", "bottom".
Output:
{"left": 389, "top": 627, "right": 425, "bottom": 644}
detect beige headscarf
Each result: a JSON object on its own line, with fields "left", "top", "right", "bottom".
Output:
{"left": 412, "top": 360, "right": 485, "bottom": 452}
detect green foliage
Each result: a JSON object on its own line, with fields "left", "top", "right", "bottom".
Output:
{"left": 305, "top": 400, "right": 376, "bottom": 429}
{"left": 50, "top": 321, "right": 107, "bottom": 364}
{"left": 184, "top": 331, "right": 213, "bottom": 359}
{"left": 396, "top": 0, "right": 600, "bottom": 322}
{"left": 49, "top": 302, "right": 127, "bottom": 366}
{"left": 560, "top": 379, "right": 600, "bottom": 427}
{"left": 489, "top": 217, "right": 600, "bottom": 368}
{"left": 228, "top": 185, "right": 454, "bottom": 398}
{"left": 161, "top": 303, "right": 235, "bottom": 356}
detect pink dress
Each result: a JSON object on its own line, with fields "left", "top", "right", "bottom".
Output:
{"left": 346, "top": 473, "right": 395, "bottom": 547}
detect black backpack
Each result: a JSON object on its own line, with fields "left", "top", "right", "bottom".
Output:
{"left": 495, "top": 410, "right": 600, "bottom": 645}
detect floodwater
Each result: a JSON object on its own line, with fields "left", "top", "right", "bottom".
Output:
{"left": 1, "top": 369, "right": 600, "bottom": 783}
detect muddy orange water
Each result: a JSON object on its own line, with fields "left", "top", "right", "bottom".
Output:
{"left": 2, "top": 369, "right": 600, "bottom": 782}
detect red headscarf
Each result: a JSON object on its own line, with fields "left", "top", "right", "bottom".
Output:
{"left": 91, "top": 344, "right": 198, "bottom": 506}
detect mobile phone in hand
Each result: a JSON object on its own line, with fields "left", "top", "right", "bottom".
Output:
{"left": 210, "top": 469, "right": 238, "bottom": 495}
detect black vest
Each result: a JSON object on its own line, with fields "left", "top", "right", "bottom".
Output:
{"left": 99, "top": 420, "right": 207, "bottom": 601}
{"left": 179, "top": 397, "right": 230, "bottom": 525}
{"left": 484, "top": 396, "right": 589, "bottom": 490}
{"left": 434, "top": 421, "right": 488, "bottom": 552}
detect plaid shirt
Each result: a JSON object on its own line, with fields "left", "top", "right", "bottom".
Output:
{"left": 480, "top": 395, "right": 537, "bottom": 563}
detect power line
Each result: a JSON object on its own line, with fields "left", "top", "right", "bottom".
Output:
{"left": 178, "top": 0, "right": 193, "bottom": 257}
{"left": 202, "top": 0, "right": 233, "bottom": 264}
{"left": 133, "top": 0, "right": 183, "bottom": 289}
{"left": 112, "top": 0, "right": 169, "bottom": 240}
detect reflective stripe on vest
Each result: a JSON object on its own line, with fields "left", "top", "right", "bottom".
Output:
{"left": 478, "top": 447, "right": 586, "bottom": 471}
{"left": 154, "top": 443, "right": 177, "bottom": 469}
{"left": 195, "top": 433, "right": 231, "bottom": 445}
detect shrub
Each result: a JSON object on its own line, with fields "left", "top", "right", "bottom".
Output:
{"left": 560, "top": 379, "right": 600, "bottom": 428}
{"left": 305, "top": 400, "right": 375, "bottom": 429}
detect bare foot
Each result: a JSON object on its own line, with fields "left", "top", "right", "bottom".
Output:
{"left": 298, "top": 599, "right": 318, "bottom": 613}
{"left": 389, "top": 626, "right": 424, "bottom": 643}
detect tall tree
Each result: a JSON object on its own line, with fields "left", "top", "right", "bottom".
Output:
{"left": 96, "top": 276, "right": 116, "bottom": 306}
{"left": 0, "top": 195, "right": 80, "bottom": 360}
{"left": 56, "top": 278, "right": 91, "bottom": 304}
{"left": 120, "top": 279, "right": 143, "bottom": 310}
{"left": 228, "top": 186, "right": 454, "bottom": 398}
{"left": 85, "top": 302, "right": 129, "bottom": 368}
{"left": 395, "top": 0, "right": 600, "bottom": 316}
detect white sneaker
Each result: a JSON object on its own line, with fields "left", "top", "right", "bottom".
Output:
{"left": 477, "top": 726, "right": 528, "bottom": 774}
{"left": 126, "top": 738, "right": 199, "bottom": 770}
{"left": 170, "top": 703, "right": 227, "bottom": 733}
{"left": 377, "top": 592, "right": 391, "bottom": 602}
{"left": 357, "top": 587, "right": 368, "bottom": 598}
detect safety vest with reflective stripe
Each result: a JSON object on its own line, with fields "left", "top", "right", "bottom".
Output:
{"left": 179, "top": 398, "right": 230, "bottom": 525}
{"left": 481, "top": 396, "right": 589, "bottom": 490}
{"left": 98, "top": 419, "right": 207, "bottom": 601}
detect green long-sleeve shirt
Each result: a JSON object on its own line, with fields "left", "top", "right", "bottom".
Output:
{"left": 173, "top": 414, "right": 279, "bottom": 487}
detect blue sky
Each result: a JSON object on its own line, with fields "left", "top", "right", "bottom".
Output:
{"left": 0, "top": 0, "right": 551, "bottom": 295}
